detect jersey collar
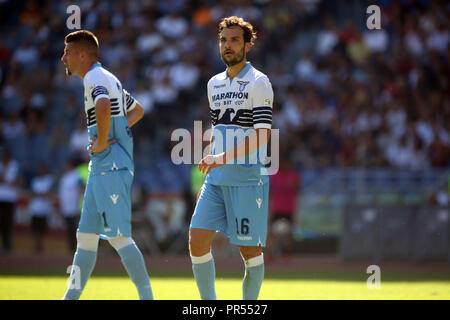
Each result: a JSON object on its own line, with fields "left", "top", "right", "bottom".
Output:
{"left": 226, "top": 61, "right": 252, "bottom": 80}
{"left": 89, "top": 62, "right": 102, "bottom": 71}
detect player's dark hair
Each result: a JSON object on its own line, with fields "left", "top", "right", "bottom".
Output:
{"left": 218, "top": 16, "right": 257, "bottom": 44}
{"left": 65, "top": 30, "right": 99, "bottom": 59}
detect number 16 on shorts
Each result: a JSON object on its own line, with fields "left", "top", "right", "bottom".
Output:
{"left": 236, "top": 218, "right": 250, "bottom": 236}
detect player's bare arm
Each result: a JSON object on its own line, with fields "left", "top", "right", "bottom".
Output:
{"left": 89, "top": 97, "right": 116, "bottom": 154}
{"left": 127, "top": 102, "right": 144, "bottom": 128}
{"left": 198, "top": 128, "right": 271, "bottom": 175}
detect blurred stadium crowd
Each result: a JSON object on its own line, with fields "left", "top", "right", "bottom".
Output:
{"left": 0, "top": 0, "right": 448, "bottom": 254}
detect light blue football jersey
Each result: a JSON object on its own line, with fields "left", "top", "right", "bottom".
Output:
{"left": 83, "top": 63, "right": 137, "bottom": 176}
{"left": 204, "top": 62, "right": 274, "bottom": 186}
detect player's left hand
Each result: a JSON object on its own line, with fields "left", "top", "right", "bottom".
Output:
{"left": 89, "top": 135, "right": 116, "bottom": 154}
{"left": 198, "top": 153, "right": 226, "bottom": 175}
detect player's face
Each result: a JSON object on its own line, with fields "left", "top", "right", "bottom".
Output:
{"left": 61, "top": 43, "right": 78, "bottom": 76}
{"left": 219, "top": 27, "right": 250, "bottom": 67}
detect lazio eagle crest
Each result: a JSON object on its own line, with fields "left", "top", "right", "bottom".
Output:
{"left": 237, "top": 80, "right": 249, "bottom": 92}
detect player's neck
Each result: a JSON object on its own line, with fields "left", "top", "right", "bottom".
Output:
{"left": 227, "top": 59, "right": 247, "bottom": 80}
{"left": 80, "top": 60, "right": 100, "bottom": 79}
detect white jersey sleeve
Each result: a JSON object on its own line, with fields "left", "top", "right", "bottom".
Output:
{"left": 251, "top": 76, "right": 273, "bottom": 129}
{"left": 84, "top": 71, "right": 111, "bottom": 105}
{"left": 207, "top": 78, "right": 213, "bottom": 105}
{"left": 123, "top": 88, "right": 138, "bottom": 112}
{"left": 207, "top": 78, "right": 214, "bottom": 128}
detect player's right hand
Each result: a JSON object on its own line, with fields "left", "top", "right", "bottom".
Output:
{"left": 198, "top": 153, "right": 226, "bottom": 175}
{"left": 89, "top": 135, "right": 116, "bottom": 154}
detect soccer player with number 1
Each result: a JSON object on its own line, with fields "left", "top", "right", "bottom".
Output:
{"left": 190, "top": 16, "right": 274, "bottom": 300}
{"left": 60, "top": 30, "right": 153, "bottom": 300}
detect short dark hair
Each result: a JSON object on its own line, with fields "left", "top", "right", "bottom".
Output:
{"left": 65, "top": 30, "right": 99, "bottom": 59}
{"left": 218, "top": 16, "right": 257, "bottom": 44}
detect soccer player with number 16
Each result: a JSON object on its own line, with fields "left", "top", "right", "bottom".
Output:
{"left": 190, "top": 16, "right": 274, "bottom": 300}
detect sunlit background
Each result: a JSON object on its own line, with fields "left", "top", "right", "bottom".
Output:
{"left": 0, "top": 0, "right": 448, "bottom": 279}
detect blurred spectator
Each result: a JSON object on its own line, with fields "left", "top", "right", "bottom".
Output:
{"left": 363, "top": 29, "right": 388, "bottom": 53}
{"left": 0, "top": 149, "right": 19, "bottom": 253}
{"left": 144, "top": 193, "right": 186, "bottom": 252}
{"left": 192, "top": 5, "right": 214, "bottom": 29}
{"left": 295, "top": 51, "right": 316, "bottom": 83}
{"left": 137, "top": 22, "right": 164, "bottom": 55}
{"left": 0, "top": 36, "right": 13, "bottom": 66}
{"left": 316, "top": 15, "right": 339, "bottom": 56}
{"left": 426, "top": 21, "right": 449, "bottom": 53}
{"left": 152, "top": 75, "right": 179, "bottom": 123}
{"left": 2, "top": 113, "right": 26, "bottom": 141}
{"left": 58, "top": 159, "right": 83, "bottom": 253}
{"left": 429, "top": 137, "right": 450, "bottom": 167}
{"left": 435, "top": 190, "right": 449, "bottom": 206}
{"left": 48, "top": 125, "right": 70, "bottom": 171}
{"left": 169, "top": 56, "right": 200, "bottom": 92}
{"left": 19, "top": 0, "right": 41, "bottom": 27}
{"left": 156, "top": 11, "right": 189, "bottom": 39}
{"left": 268, "top": 156, "right": 300, "bottom": 259}
{"left": 29, "top": 164, "right": 54, "bottom": 253}
{"left": 133, "top": 82, "right": 155, "bottom": 114}
{"left": 404, "top": 20, "right": 425, "bottom": 57}
{"left": 25, "top": 109, "right": 50, "bottom": 174}
{"left": 12, "top": 39, "right": 38, "bottom": 70}
{"left": 69, "top": 116, "right": 89, "bottom": 160}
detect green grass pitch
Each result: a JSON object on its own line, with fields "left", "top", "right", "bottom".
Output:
{"left": 1, "top": 271, "right": 450, "bottom": 300}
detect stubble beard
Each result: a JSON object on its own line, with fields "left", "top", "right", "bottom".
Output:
{"left": 64, "top": 63, "right": 72, "bottom": 76}
{"left": 221, "top": 45, "right": 245, "bottom": 67}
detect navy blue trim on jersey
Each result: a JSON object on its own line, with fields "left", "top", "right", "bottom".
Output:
{"left": 211, "top": 108, "right": 253, "bottom": 128}
{"left": 110, "top": 98, "right": 119, "bottom": 115}
{"left": 253, "top": 106, "right": 272, "bottom": 126}
{"left": 91, "top": 86, "right": 109, "bottom": 101}
{"left": 125, "top": 91, "right": 135, "bottom": 111}
{"left": 86, "top": 107, "right": 96, "bottom": 126}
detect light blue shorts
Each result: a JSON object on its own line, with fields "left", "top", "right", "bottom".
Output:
{"left": 190, "top": 182, "right": 269, "bottom": 247}
{"left": 78, "top": 168, "right": 133, "bottom": 239}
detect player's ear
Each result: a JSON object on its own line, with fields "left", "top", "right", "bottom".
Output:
{"left": 244, "top": 42, "right": 252, "bottom": 54}
{"left": 76, "top": 46, "right": 88, "bottom": 61}
{"left": 78, "top": 49, "right": 86, "bottom": 60}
